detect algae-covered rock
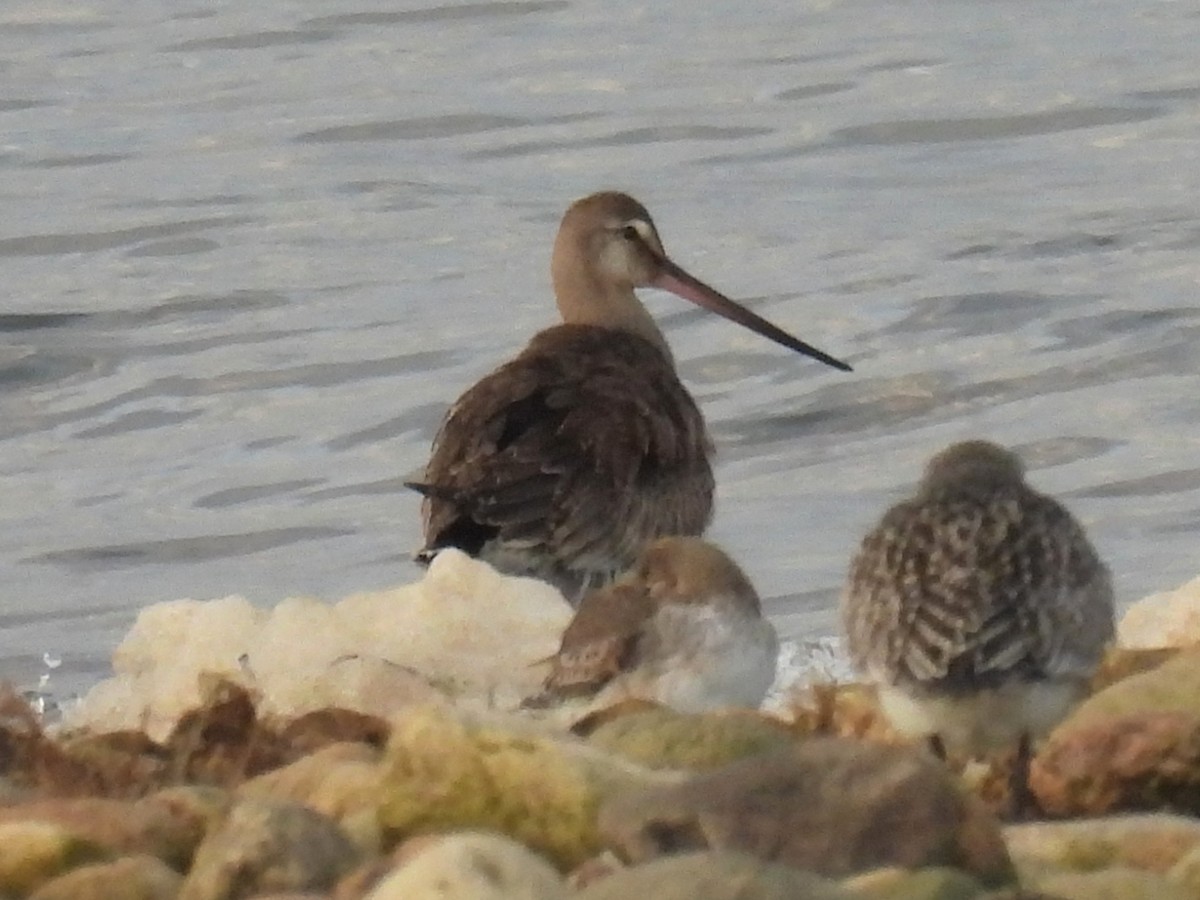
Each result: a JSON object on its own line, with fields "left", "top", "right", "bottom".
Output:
{"left": 583, "top": 708, "right": 793, "bottom": 771}
{"left": 842, "top": 866, "right": 989, "bottom": 899}
{"left": 599, "top": 738, "right": 1014, "bottom": 886}
{"left": 376, "top": 706, "right": 664, "bottom": 869}
{"left": 573, "top": 851, "right": 855, "bottom": 900}
{"left": 0, "top": 821, "right": 108, "bottom": 895}
{"left": 1033, "top": 866, "right": 1193, "bottom": 900}
{"left": 362, "top": 831, "right": 565, "bottom": 900}
{"left": 1030, "top": 712, "right": 1200, "bottom": 816}
{"left": 179, "top": 799, "right": 359, "bottom": 900}
{"left": 27, "top": 854, "right": 182, "bottom": 900}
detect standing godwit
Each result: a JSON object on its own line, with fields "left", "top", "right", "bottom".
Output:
{"left": 408, "top": 191, "right": 849, "bottom": 602}
{"left": 840, "top": 440, "right": 1115, "bottom": 812}
{"left": 523, "top": 536, "right": 778, "bottom": 712}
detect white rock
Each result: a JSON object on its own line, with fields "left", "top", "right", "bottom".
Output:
{"left": 365, "top": 832, "right": 565, "bottom": 900}
{"left": 334, "top": 550, "right": 572, "bottom": 705}
{"left": 65, "top": 596, "right": 262, "bottom": 738}
{"left": 1119, "top": 575, "right": 1200, "bottom": 649}
{"left": 66, "top": 553, "right": 572, "bottom": 738}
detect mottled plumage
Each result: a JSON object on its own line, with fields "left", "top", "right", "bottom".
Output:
{"left": 525, "top": 537, "right": 779, "bottom": 712}
{"left": 410, "top": 192, "right": 849, "bottom": 602}
{"left": 841, "top": 440, "right": 1115, "bottom": 758}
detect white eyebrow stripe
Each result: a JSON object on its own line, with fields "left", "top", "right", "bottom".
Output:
{"left": 627, "top": 219, "right": 654, "bottom": 241}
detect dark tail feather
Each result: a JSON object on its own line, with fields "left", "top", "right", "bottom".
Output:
{"left": 405, "top": 480, "right": 458, "bottom": 502}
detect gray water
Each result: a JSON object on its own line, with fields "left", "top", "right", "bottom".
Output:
{"left": 3, "top": 0, "right": 1200, "bottom": 703}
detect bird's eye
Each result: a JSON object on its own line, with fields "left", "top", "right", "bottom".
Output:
{"left": 621, "top": 225, "right": 639, "bottom": 242}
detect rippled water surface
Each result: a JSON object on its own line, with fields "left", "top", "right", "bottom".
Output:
{"left": 3, "top": 0, "right": 1200, "bottom": 701}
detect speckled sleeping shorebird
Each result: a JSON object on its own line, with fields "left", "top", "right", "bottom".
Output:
{"left": 408, "top": 191, "right": 850, "bottom": 602}
{"left": 841, "top": 440, "right": 1115, "bottom": 812}
{"left": 523, "top": 536, "right": 778, "bottom": 712}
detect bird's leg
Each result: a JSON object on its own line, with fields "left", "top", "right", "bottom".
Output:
{"left": 1008, "top": 731, "right": 1036, "bottom": 820}
{"left": 927, "top": 733, "right": 948, "bottom": 761}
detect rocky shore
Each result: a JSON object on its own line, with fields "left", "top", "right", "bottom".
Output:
{"left": 2, "top": 553, "right": 1199, "bottom": 899}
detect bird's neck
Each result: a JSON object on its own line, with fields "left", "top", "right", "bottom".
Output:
{"left": 551, "top": 268, "right": 672, "bottom": 363}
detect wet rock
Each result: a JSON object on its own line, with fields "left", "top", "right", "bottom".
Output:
{"left": 0, "top": 820, "right": 108, "bottom": 895}
{"left": 27, "top": 854, "right": 182, "bottom": 900}
{"left": 376, "top": 706, "right": 662, "bottom": 869}
{"left": 179, "top": 799, "right": 359, "bottom": 900}
{"left": 573, "top": 850, "right": 855, "bottom": 900}
{"left": 582, "top": 707, "right": 794, "bottom": 770}
{"left": 1119, "top": 575, "right": 1200, "bottom": 648}
{"left": 362, "top": 831, "right": 565, "bottom": 900}
{"left": 598, "top": 738, "right": 1013, "bottom": 885}
{"left": 1033, "top": 867, "right": 1193, "bottom": 900}
{"left": 841, "top": 866, "right": 988, "bottom": 899}
{"left": 1030, "top": 711, "right": 1200, "bottom": 815}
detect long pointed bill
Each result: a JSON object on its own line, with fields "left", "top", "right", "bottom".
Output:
{"left": 653, "top": 257, "right": 852, "bottom": 372}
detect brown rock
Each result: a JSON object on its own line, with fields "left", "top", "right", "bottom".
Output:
{"left": 573, "top": 850, "right": 855, "bottom": 900}
{"left": 786, "top": 683, "right": 899, "bottom": 743}
{"left": 165, "top": 678, "right": 291, "bottom": 787}
{"left": 1030, "top": 711, "right": 1200, "bottom": 816}
{"left": 178, "top": 799, "right": 359, "bottom": 900}
{"left": 277, "top": 709, "right": 390, "bottom": 755}
{"left": 0, "top": 795, "right": 205, "bottom": 869}
{"left": 27, "top": 854, "right": 182, "bottom": 900}
{"left": 598, "top": 738, "right": 1014, "bottom": 885}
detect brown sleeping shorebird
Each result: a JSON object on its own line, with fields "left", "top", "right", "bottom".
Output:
{"left": 841, "top": 440, "right": 1115, "bottom": 814}
{"left": 524, "top": 537, "right": 778, "bottom": 712}
{"left": 408, "top": 192, "right": 850, "bottom": 602}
